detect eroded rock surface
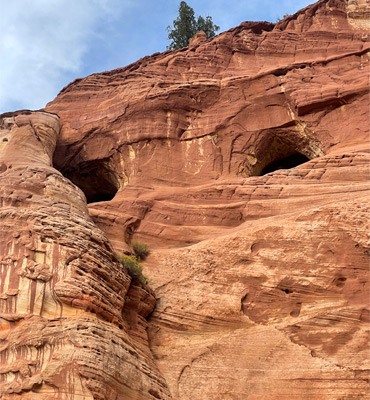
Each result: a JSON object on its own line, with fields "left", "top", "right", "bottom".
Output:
{"left": 46, "top": 0, "right": 369, "bottom": 252}
{"left": 0, "top": 111, "right": 171, "bottom": 399}
{"left": 45, "top": 0, "right": 368, "bottom": 399}
{"left": 1, "top": 0, "right": 369, "bottom": 399}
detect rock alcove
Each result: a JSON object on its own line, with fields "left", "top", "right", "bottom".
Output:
{"left": 247, "top": 133, "right": 318, "bottom": 177}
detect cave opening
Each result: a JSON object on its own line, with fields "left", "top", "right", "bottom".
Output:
{"left": 261, "top": 153, "right": 310, "bottom": 175}
{"left": 64, "top": 159, "right": 119, "bottom": 204}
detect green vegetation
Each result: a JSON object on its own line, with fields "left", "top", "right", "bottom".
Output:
{"left": 277, "top": 13, "right": 291, "bottom": 22}
{"left": 132, "top": 241, "right": 150, "bottom": 261}
{"left": 167, "top": 1, "right": 220, "bottom": 50}
{"left": 116, "top": 254, "right": 148, "bottom": 285}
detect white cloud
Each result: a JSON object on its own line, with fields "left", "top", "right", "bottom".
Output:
{"left": 0, "top": 0, "right": 314, "bottom": 114}
{"left": 0, "top": 0, "right": 132, "bottom": 113}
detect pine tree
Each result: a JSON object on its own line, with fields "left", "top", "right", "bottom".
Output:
{"left": 167, "top": 2, "right": 220, "bottom": 50}
{"left": 196, "top": 15, "right": 219, "bottom": 39}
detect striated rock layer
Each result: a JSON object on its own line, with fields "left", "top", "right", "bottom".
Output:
{"left": 46, "top": 0, "right": 369, "bottom": 252}
{"left": 0, "top": 0, "right": 369, "bottom": 399}
{"left": 0, "top": 111, "right": 171, "bottom": 399}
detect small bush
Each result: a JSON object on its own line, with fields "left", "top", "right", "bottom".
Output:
{"left": 116, "top": 254, "right": 148, "bottom": 285}
{"left": 132, "top": 241, "right": 150, "bottom": 261}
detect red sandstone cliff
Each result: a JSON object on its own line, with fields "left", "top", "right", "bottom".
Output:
{"left": 1, "top": 0, "right": 369, "bottom": 399}
{"left": 0, "top": 111, "right": 170, "bottom": 399}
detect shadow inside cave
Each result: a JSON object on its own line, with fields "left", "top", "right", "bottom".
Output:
{"left": 261, "top": 153, "right": 310, "bottom": 175}
{"left": 63, "top": 158, "right": 119, "bottom": 204}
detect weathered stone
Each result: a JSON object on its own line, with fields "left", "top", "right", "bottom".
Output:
{"left": 46, "top": 0, "right": 369, "bottom": 251}
{"left": 1, "top": 0, "right": 369, "bottom": 398}
{"left": 0, "top": 111, "right": 171, "bottom": 399}
{"left": 189, "top": 31, "right": 207, "bottom": 46}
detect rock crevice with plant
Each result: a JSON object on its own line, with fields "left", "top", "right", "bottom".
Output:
{"left": 116, "top": 241, "right": 150, "bottom": 286}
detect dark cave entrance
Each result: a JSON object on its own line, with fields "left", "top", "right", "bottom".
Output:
{"left": 64, "top": 159, "right": 119, "bottom": 204}
{"left": 261, "top": 153, "right": 310, "bottom": 175}
{"left": 246, "top": 133, "right": 316, "bottom": 177}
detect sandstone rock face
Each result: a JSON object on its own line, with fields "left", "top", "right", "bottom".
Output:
{"left": 0, "top": 112, "right": 171, "bottom": 399}
{"left": 46, "top": 0, "right": 369, "bottom": 251}
{"left": 1, "top": 0, "right": 369, "bottom": 399}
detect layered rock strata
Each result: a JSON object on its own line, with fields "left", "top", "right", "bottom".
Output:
{"left": 0, "top": 0, "right": 369, "bottom": 399}
{"left": 145, "top": 162, "right": 370, "bottom": 399}
{"left": 45, "top": 0, "right": 369, "bottom": 398}
{"left": 46, "top": 0, "right": 369, "bottom": 252}
{"left": 0, "top": 111, "right": 171, "bottom": 399}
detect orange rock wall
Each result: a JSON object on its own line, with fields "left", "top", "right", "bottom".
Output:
{"left": 1, "top": 0, "right": 369, "bottom": 399}
{"left": 46, "top": 0, "right": 369, "bottom": 251}
{"left": 0, "top": 112, "right": 170, "bottom": 399}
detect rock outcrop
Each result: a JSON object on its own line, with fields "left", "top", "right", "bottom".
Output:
{"left": 189, "top": 31, "right": 207, "bottom": 46}
{"left": 0, "top": 111, "right": 171, "bottom": 399}
{"left": 46, "top": 0, "right": 369, "bottom": 251}
{"left": 1, "top": 0, "right": 369, "bottom": 398}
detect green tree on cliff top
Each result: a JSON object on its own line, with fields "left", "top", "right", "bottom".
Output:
{"left": 167, "top": 1, "right": 220, "bottom": 50}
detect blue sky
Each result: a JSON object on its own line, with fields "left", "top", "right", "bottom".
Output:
{"left": 0, "top": 0, "right": 314, "bottom": 113}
